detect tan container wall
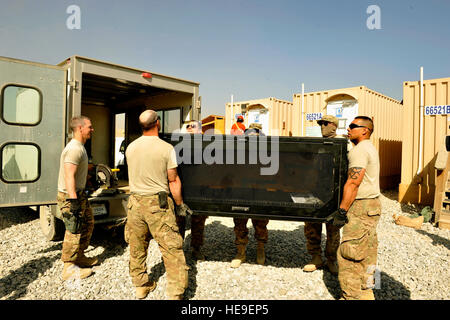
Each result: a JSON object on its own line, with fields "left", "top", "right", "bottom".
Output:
{"left": 400, "top": 78, "right": 450, "bottom": 205}
{"left": 268, "top": 98, "right": 293, "bottom": 136}
{"left": 225, "top": 98, "right": 293, "bottom": 136}
{"left": 361, "top": 89, "right": 403, "bottom": 190}
{"left": 293, "top": 86, "right": 402, "bottom": 190}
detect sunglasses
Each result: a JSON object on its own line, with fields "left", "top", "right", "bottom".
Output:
{"left": 348, "top": 123, "right": 368, "bottom": 130}
{"left": 317, "top": 121, "right": 331, "bottom": 126}
{"left": 186, "top": 124, "right": 197, "bottom": 129}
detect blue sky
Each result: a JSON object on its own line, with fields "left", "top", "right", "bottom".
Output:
{"left": 1, "top": 0, "right": 449, "bottom": 117}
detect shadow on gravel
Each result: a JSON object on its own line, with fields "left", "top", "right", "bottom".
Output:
{"left": 37, "top": 242, "right": 62, "bottom": 254}
{"left": 186, "top": 220, "right": 323, "bottom": 268}
{"left": 0, "top": 207, "right": 38, "bottom": 232}
{"left": 0, "top": 255, "right": 59, "bottom": 300}
{"left": 180, "top": 220, "right": 317, "bottom": 298}
{"left": 322, "top": 271, "right": 341, "bottom": 299}
{"left": 322, "top": 271, "right": 412, "bottom": 300}
{"left": 88, "top": 226, "right": 127, "bottom": 264}
{"left": 197, "top": 220, "right": 309, "bottom": 268}
{"left": 184, "top": 219, "right": 413, "bottom": 300}
{"left": 375, "top": 272, "right": 411, "bottom": 300}
{"left": 416, "top": 229, "right": 450, "bottom": 251}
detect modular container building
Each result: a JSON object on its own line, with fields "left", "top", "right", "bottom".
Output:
{"left": 202, "top": 114, "right": 225, "bottom": 134}
{"left": 400, "top": 77, "right": 450, "bottom": 206}
{"left": 292, "top": 86, "right": 403, "bottom": 190}
{"left": 225, "top": 97, "right": 294, "bottom": 136}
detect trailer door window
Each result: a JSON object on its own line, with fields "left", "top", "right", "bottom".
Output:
{"left": 1, "top": 143, "right": 40, "bottom": 182}
{"left": 2, "top": 85, "right": 42, "bottom": 125}
{"left": 161, "top": 108, "right": 181, "bottom": 133}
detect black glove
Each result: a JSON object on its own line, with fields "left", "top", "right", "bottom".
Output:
{"left": 62, "top": 198, "right": 83, "bottom": 234}
{"left": 176, "top": 203, "right": 193, "bottom": 217}
{"left": 332, "top": 208, "right": 348, "bottom": 228}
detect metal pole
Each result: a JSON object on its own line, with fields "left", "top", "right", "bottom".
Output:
{"left": 301, "top": 83, "right": 304, "bottom": 136}
{"left": 417, "top": 67, "right": 424, "bottom": 175}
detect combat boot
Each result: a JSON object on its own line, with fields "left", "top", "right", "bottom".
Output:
{"left": 75, "top": 254, "right": 99, "bottom": 267}
{"left": 135, "top": 281, "right": 157, "bottom": 299}
{"left": 230, "top": 245, "right": 246, "bottom": 268}
{"left": 62, "top": 262, "right": 93, "bottom": 281}
{"left": 326, "top": 260, "right": 338, "bottom": 275}
{"left": 256, "top": 242, "right": 265, "bottom": 265}
{"left": 303, "top": 255, "right": 324, "bottom": 272}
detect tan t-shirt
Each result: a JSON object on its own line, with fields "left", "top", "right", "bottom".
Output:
{"left": 348, "top": 139, "right": 380, "bottom": 199}
{"left": 126, "top": 136, "right": 178, "bottom": 195}
{"left": 57, "top": 139, "right": 88, "bottom": 193}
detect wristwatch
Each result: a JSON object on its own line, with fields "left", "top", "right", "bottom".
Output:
{"left": 338, "top": 208, "right": 348, "bottom": 215}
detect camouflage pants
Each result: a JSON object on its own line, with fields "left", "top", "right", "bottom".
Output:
{"left": 126, "top": 194, "right": 189, "bottom": 297}
{"left": 337, "top": 198, "right": 381, "bottom": 300}
{"left": 233, "top": 218, "right": 269, "bottom": 246}
{"left": 58, "top": 191, "right": 94, "bottom": 263}
{"left": 304, "top": 222, "right": 340, "bottom": 261}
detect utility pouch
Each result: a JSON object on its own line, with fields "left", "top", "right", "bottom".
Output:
{"left": 62, "top": 210, "right": 82, "bottom": 234}
{"left": 158, "top": 191, "right": 168, "bottom": 209}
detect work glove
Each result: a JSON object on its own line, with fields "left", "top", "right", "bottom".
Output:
{"left": 62, "top": 198, "right": 83, "bottom": 234}
{"left": 176, "top": 203, "right": 193, "bottom": 217}
{"left": 332, "top": 208, "right": 348, "bottom": 228}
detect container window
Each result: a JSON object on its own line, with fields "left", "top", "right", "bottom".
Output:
{"left": 164, "top": 109, "right": 181, "bottom": 133}
{"left": 1, "top": 143, "right": 40, "bottom": 182}
{"left": 157, "top": 109, "right": 181, "bottom": 134}
{"left": 2, "top": 85, "right": 42, "bottom": 125}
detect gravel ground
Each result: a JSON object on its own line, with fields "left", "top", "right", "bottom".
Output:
{"left": 0, "top": 190, "right": 449, "bottom": 300}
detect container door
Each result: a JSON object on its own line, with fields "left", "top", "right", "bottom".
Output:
{"left": 0, "top": 57, "right": 66, "bottom": 207}
{"left": 248, "top": 108, "right": 269, "bottom": 135}
{"left": 326, "top": 100, "right": 358, "bottom": 136}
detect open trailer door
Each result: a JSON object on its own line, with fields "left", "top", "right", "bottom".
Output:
{"left": 0, "top": 57, "right": 66, "bottom": 208}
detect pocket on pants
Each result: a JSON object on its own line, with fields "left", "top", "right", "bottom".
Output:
{"left": 367, "top": 199, "right": 381, "bottom": 217}
{"left": 340, "top": 230, "right": 369, "bottom": 262}
{"left": 161, "top": 221, "right": 183, "bottom": 250}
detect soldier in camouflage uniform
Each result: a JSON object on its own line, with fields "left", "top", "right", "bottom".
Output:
{"left": 303, "top": 115, "right": 348, "bottom": 275}
{"left": 58, "top": 192, "right": 95, "bottom": 263}
{"left": 332, "top": 116, "right": 381, "bottom": 300}
{"left": 57, "top": 116, "right": 97, "bottom": 281}
{"left": 127, "top": 194, "right": 188, "bottom": 299}
{"left": 125, "top": 110, "right": 191, "bottom": 300}
{"left": 230, "top": 123, "right": 269, "bottom": 268}
{"left": 337, "top": 198, "right": 381, "bottom": 299}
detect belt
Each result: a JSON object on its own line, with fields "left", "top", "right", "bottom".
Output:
{"left": 130, "top": 193, "right": 159, "bottom": 198}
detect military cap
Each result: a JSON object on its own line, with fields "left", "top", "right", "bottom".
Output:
{"left": 249, "top": 123, "right": 262, "bottom": 130}
{"left": 317, "top": 115, "right": 338, "bottom": 126}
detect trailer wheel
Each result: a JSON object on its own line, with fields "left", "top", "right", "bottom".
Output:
{"left": 39, "top": 205, "right": 65, "bottom": 241}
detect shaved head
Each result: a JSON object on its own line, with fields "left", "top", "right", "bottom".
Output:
{"left": 139, "top": 109, "right": 159, "bottom": 131}
{"left": 355, "top": 116, "right": 374, "bottom": 134}
{"left": 70, "top": 116, "right": 90, "bottom": 133}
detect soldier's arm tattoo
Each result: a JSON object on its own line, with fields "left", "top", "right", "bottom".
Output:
{"left": 348, "top": 167, "right": 363, "bottom": 180}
